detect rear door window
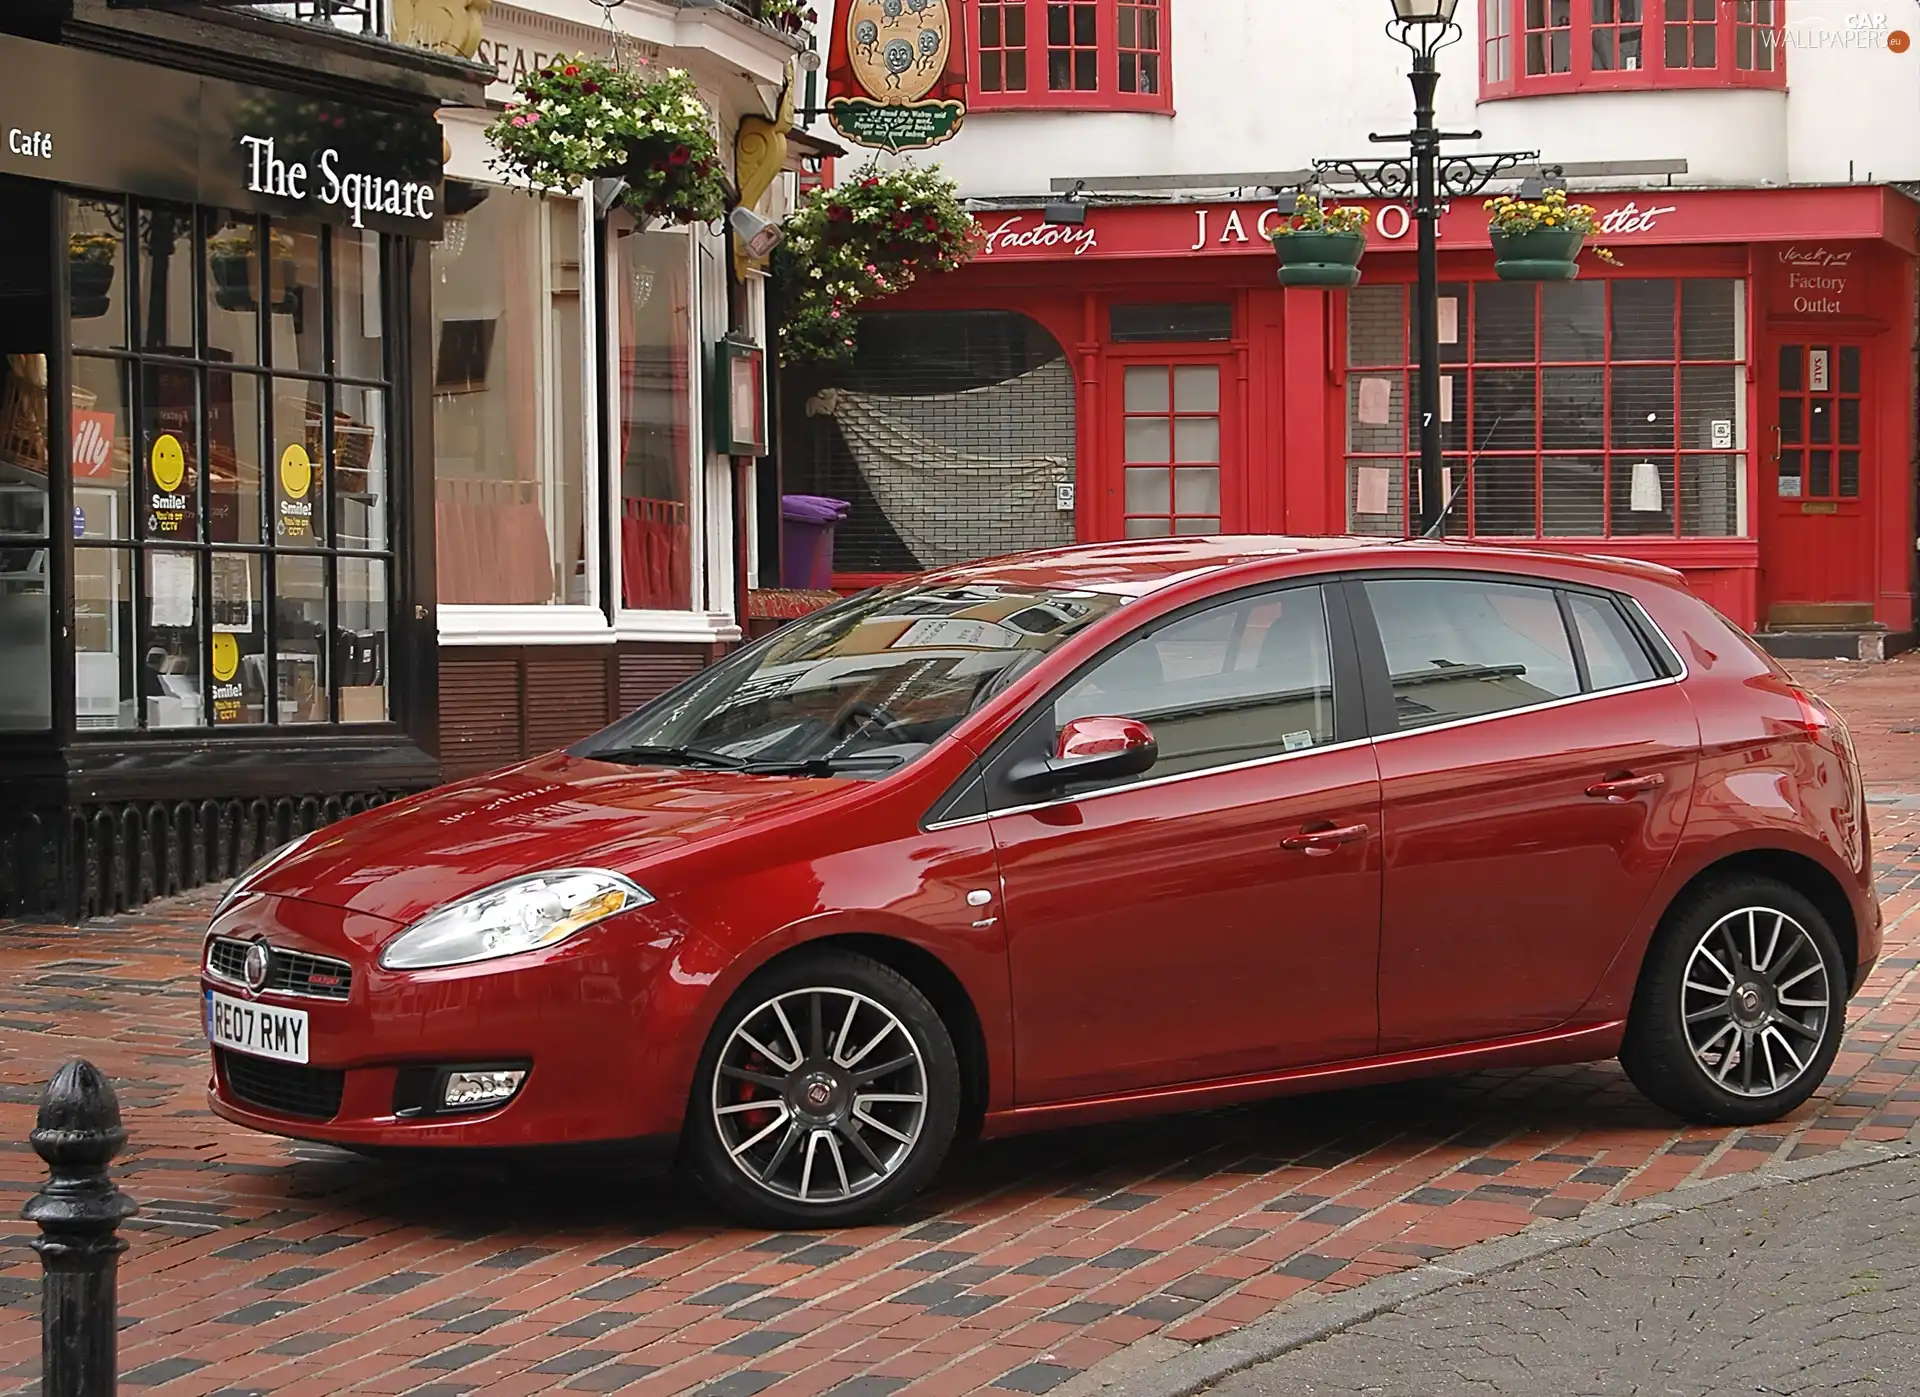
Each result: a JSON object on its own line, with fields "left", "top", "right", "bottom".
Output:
{"left": 1363, "top": 578, "right": 1580, "bottom": 731}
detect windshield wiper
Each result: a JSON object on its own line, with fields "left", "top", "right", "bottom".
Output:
{"left": 583, "top": 743, "right": 752, "bottom": 770}
{"left": 739, "top": 753, "right": 908, "bottom": 776}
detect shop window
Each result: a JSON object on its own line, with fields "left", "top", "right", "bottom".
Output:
{"left": 1109, "top": 302, "right": 1233, "bottom": 343}
{"left": 614, "top": 222, "right": 695, "bottom": 613}
{"left": 431, "top": 189, "right": 588, "bottom": 609}
{"left": 1345, "top": 277, "right": 1748, "bottom": 540}
{"left": 64, "top": 194, "right": 394, "bottom": 732}
{"left": 1482, "top": 0, "right": 1783, "bottom": 97}
{"left": 972, "top": 0, "right": 1172, "bottom": 112}
{"left": 784, "top": 310, "right": 1076, "bottom": 576}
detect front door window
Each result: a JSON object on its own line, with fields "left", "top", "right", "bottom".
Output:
{"left": 1776, "top": 343, "right": 1862, "bottom": 503}
{"left": 1122, "top": 363, "right": 1221, "bottom": 538}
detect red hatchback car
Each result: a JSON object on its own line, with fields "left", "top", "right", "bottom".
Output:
{"left": 204, "top": 537, "right": 1879, "bottom": 1226}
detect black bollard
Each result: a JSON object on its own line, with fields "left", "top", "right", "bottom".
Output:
{"left": 24, "top": 1060, "right": 138, "bottom": 1397}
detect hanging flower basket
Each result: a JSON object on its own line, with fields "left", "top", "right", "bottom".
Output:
{"left": 773, "top": 159, "right": 984, "bottom": 366}
{"left": 760, "top": 0, "right": 818, "bottom": 38}
{"left": 67, "top": 234, "right": 118, "bottom": 319}
{"left": 1484, "top": 190, "right": 1619, "bottom": 282}
{"left": 1270, "top": 194, "right": 1370, "bottom": 289}
{"left": 485, "top": 57, "right": 728, "bottom": 226}
{"left": 208, "top": 230, "right": 298, "bottom": 313}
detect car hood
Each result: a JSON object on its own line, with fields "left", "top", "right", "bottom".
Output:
{"left": 250, "top": 753, "right": 854, "bottom": 926}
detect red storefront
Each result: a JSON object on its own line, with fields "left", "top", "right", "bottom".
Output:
{"left": 838, "top": 184, "right": 1919, "bottom": 648}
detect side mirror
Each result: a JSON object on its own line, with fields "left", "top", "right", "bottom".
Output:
{"left": 1006, "top": 716, "right": 1158, "bottom": 794}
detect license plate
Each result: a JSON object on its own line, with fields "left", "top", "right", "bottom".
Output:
{"left": 205, "top": 989, "right": 310, "bottom": 1065}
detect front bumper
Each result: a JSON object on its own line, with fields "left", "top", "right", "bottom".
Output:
{"left": 202, "top": 892, "right": 691, "bottom": 1149}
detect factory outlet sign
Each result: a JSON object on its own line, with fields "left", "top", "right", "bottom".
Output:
{"left": 0, "top": 32, "right": 444, "bottom": 237}
{"left": 973, "top": 186, "right": 1900, "bottom": 264}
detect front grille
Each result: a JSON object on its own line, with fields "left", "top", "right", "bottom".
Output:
{"left": 207, "top": 937, "right": 354, "bottom": 1000}
{"left": 217, "top": 1049, "right": 345, "bottom": 1121}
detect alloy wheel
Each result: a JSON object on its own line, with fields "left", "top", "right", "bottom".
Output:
{"left": 710, "top": 986, "right": 929, "bottom": 1204}
{"left": 1680, "top": 905, "right": 1833, "bottom": 1099}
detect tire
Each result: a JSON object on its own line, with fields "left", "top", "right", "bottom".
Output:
{"left": 682, "top": 949, "right": 961, "bottom": 1228}
{"left": 1621, "top": 875, "right": 1848, "bottom": 1126}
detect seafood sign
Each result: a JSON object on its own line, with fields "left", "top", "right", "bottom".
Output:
{"left": 827, "top": 0, "right": 967, "bottom": 151}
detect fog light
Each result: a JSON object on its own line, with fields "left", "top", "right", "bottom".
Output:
{"left": 442, "top": 1070, "right": 525, "bottom": 1110}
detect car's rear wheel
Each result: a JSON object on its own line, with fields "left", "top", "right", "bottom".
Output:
{"left": 683, "top": 950, "right": 960, "bottom": 1228}
{"left": 1621, "top": 876, "right": 1847, "bottom": 1125}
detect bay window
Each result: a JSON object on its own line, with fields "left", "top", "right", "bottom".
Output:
{"left": 1346, "top": 277, "right": 1749, "bottom": 540}
{"left": 1482, "top": 0, "right": 1784, "bottom": 97}
{"left": 974, "top": 0, "right": 1171, "bottom": 112}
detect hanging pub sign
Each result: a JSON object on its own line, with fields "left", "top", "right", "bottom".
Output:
{"left": 826, "top": 0, "right": 968, "bottom": 152}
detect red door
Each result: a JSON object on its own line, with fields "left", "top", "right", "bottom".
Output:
{"left": 1351, "top": 575, "right": 1700, "bottom": 1051}
{"left": 984, "top": 583, "right": 1381, "bottom": 1103}
{"left": 1761, "top": 339, "right": 1876, "bottom": 625}
{"left": 1102, "top": 354, "right": 1243, "bottom": 540}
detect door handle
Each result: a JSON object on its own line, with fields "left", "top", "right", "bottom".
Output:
{"left": 1586, "top": 773, "right": 1665, "bottom": 801}
{"left": 1281, "top": 823, "right": 1370, "bottom": 856}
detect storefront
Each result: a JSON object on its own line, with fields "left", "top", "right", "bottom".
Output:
{"left": 0, "top": 10, "right": 484, "bottom": 917}
{"left": 784, "top": 184, "right": 1920, "bottom": 652}
{"left": 431, "top": 3, "right": 798, "bottom": 780}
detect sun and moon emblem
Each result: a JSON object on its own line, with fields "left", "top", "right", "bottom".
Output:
{"left": 843, "top": 0, "right": 950, "bottom": 102}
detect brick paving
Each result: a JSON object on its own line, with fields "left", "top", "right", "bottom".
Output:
{"left": 0, "top": 657, "right": 1916, "bottom": 1396}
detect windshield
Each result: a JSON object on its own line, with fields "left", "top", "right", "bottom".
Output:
{"left": 576, "top": 580, "right": 1126, "bottom": 775}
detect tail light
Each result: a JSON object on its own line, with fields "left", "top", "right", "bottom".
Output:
{"left": 1789, "top": 684, "right": 1858, "bottom": 766}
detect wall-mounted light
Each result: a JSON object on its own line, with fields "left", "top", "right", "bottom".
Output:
{"left": 1044, "top": 180, "right": 1088, "bottom": 226}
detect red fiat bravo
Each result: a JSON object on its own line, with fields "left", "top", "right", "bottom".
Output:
{"left": 203, "top": 537, "right": 1879, "bottom": 1226}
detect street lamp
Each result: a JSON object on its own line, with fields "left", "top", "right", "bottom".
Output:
{"left": 1314, "top": 1, "right": 1538, "bottom": 537}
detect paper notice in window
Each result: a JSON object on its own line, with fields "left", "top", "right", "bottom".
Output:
{"left": 1630, "top": 461, "right": 1664, "bottom": 512}
{"left": 1357, "top": 465, "right": 1392, "bottom": 515}
{"left": 1357, "top": 377, "right": 1393, "bottom": 426}
{"left": 1440, "top": 375, "right": 1455, "bottom": 423}
{"left": 1437, "top": 297, "right": 1460, "bottom": 345}
{"left": 1442, "top": 466, "right": 1454, "bottom": 502}
{"left": 150, "top": 553, "right": 195, "bottom": 629}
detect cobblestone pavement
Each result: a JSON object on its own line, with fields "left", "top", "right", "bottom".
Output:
{"left": 1207, "top": 1152, "right": 1920, "bottom": 1397}
{"left": 0, "top": 659, "right": 1915, "bottom": 1397}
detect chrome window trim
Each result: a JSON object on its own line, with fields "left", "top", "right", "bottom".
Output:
{"left": 1367, "top": 673, "right": 1682, "bottom": 747}
{"left": 204, "top": 936, "right": 354, "bottom": 1002}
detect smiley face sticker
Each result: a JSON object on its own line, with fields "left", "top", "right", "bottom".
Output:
{"left": 150, "top": 434, "right": 185, "bottom": 494}
{"left": 279, "top": 444, "right": 313, "bottom": 501}
{"left": 211, "top": 632, "right": 239, "bottom": 684}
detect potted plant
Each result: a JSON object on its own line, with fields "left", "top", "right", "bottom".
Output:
{"left": 208, "top": 227, "right": 298, "bottom": 312}
{"left": 68, "top": 233, "right": 119, "bottom": 319}
{"left": 1483, "top": 189, "right": 1618, "bottom": 281}
{"left": 760, "top": 0, "right": 818, "bottom": 37}
{"left": 1270, "top": 192, "right": 1370, "bottom": 288}
{"left": 773, "top": 160, "right": 984, "bottom": 365}
{"left": 485, "top": 57, "right": 729, "bottom": 226}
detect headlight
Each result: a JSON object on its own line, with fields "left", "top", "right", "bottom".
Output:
{"left": 212, "top": 832, "right": 313, "bottom": 921}
{"left": 379, "top": 869, "right": 653, "bottom": 971}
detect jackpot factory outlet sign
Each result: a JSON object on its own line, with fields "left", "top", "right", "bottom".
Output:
{"left": 0, "top": 31, "right": 444, "bottom": 238}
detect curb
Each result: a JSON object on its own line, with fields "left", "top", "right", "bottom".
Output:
{"left": 1099, "top": 1142, "right": 1917, "bottom": 1397}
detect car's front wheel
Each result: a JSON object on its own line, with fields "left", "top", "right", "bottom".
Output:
{"left": 1621, "top": 876, "right": 1847, "bottom": 1125}
{"left": 683, "top": 949, "right": 960, "bottom": 1228}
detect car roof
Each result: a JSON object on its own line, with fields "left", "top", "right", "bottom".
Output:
{"left": 907, "top": 536, "right": 1688, "bottom": 599}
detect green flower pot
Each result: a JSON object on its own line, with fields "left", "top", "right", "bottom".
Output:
{"left": 210, "top": 253, "right": 258, "bottom": 311}
{"left": 1491, "top": 226, "right": 1586, "bottom": 281}
{"left": 1272, "top": 230, "right": 1366, "bottom": 289}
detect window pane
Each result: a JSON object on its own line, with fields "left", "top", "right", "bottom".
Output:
{"left": 337, "top": 556, "right": 389, "bottom": 723}
{"left": 1125, "top": 365, "right": 1170, "bottom": 412}
{"left": 1542, "top": 367, "right": 1605, "bottom": 451}
{"left": 204, "top": 212, "right": 262, "bottom": 366}
{"left": 1779, "top": 447, "right": 1803, "bottom": 498}
{"left": 1173, "top": 366, "right": 1219, "bottom": 412}
{"left": 71, "top": 355, "right": 133, "bottom": 539}
{"left": 144, "top": 548, "right": 203, "bottom": 728}
{"left": 1349, "top": 286, "right": 1406, "bottom": 367}
{"left": 1111, "top": 304, "right": 1233, "bottom": 343}
{"left": 334, "top": 227, "right": 385, "bottom": 381}
{"left": 1125, "top": 418, "right": 1171, "bottom": 463}
{"left": 1567, "top": 592, "right": 1658, "bottom": 690}
{"left": 1139, "top": 55, "right": 1160, "bottom": 92}
{"left": 1117, "top": 8, "right": 1135, "bottom": 45}
{"left": 1074, "top": 50, "right": 1097, "bottom": 89}
{"left": 1839, "top": 345, "right": 1862, "bottom": 393}
{"left": 141, "top": 363, "right": 198, "bottom": 542}
{"left": 1348, "top": 459, "right": 1405, "bottom": 535}
{"left": 1809, "top": 448, "right": 1832, "bottom": 496}
{"left": 1839, "top": 450, "right": 1861, "bottom": 498}
{"left": 1364, "top": 578, "right": 1580, "bottom": 729}
{"left": 1609, "top": 456, "right": 1674, "bottom": 534}
{"left": 1007, "top": 5, "right": 1026, "bottom": 44}
{"left": 0, "top": 531, "right": 50, "bottom": 728}
{"left": 1680, "top": 280, "right": 1739, "bottom": 359}
{"left": 137, "top": 203, "right": 194, "bottom": 354}
{"left": 1473, "top": 368, "right": 1537, "bottom": 451}
{"left": 616, "top": 225, "right": 693, "bottom": 611}
{"left": 1809, "top": 398, "right": 1832, "bottom": 444}
{"left": 1126, "top": 516, "right": 1171, "bottom": 538}
{"left": 1474, "top": 282, "right": 1536, "bottom": 362}
{"left": 1173, "top": 416, "right": 1220, "bottom": 463}
{"left": 275, "top": 553, "right": 330, "bottom": 724}
{"left": 1054, "top": 587, "right": 1335, "bottom": 780}
{"left": 1349, "top": 374, "right": 1405, "bottom": 455}
{"left": 1007, "top": 52, "right": 1027, "bottom": 88}
{"left": 1472, "top": 457, "right": 1538, "bottom": 536}
{"left": 267, "top": 222, "right": 325, "bottom": 375}
{"left": 1174, "top": 466, "right": 1220, "bottom": 513}
{"left": 1611, "top": 280, "right": 1675, "bottom": 360}
{"left": 1542, "top": 455, "right": 1605, "bottom": 535}
{"left": 1048, "top": 1, "right": 1069, "bottom": 43}
{"left": 68, "top": 196, "right": 128, "bottom": 350}
{"left": 1680, "top": 365, "right": 1739, "bottom": 450}
{"left": 333, "top": 385, "right": 388, "bottom": 550}
{"left": 1611, "top": 365, "right": 1674, "bottom": 448}
{"left": 1073, "top": 1, "right": 1095, "bottom": 42}
{"left": 1680, "top": 456, "right": 1741, "bottom": 536}
{"left": 206, "top": 367, "right": 263, "bottom": 545}
{"left": 981, "top": 8, "right": 1001, "bottom": 44}
{"left": 1125, "top": 466, "right": 1171, "bottom": 513}
{"left": 210, "top": 552, "right": 264, "bottom": 725}
{"left": 548, "top": 198, "right": 587, "bottom": 601}
{"left": 1173, "top": 516, "right": 1221, "bottom": 536}
{"left": 1838, "top": 396, "right": 1861, "bottom": 446}
{"left": 1778, "top": 341, "right": 1803, "bottom": 391}
{"left": 983, "top": 51, "right": 1004, "bottom": 88}
{"left": 271, "top": 379, "right": 327, "bottom": 548}
{"left": 1541, "top": 281, "right": 1605, "bottom": 361}
{"left": 72, "top": 546, "right": 133, "bottom": 729}
{"left": 1779, "top": 397, "right": 1803, "bottom": 444}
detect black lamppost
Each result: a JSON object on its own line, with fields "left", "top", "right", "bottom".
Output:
{"left": 1315, "top": 0, "right": 1538, "bottom": 537}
